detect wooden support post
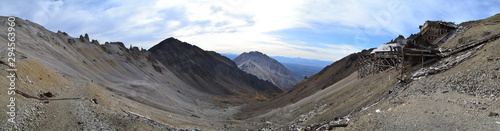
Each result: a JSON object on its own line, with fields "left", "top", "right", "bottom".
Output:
{"left": 384, "top": 58, "right": 391, "bottom": 68}
{"left": 401, "top": 49, "right": 404, "bottom": 81}
{"left": 421, "top": 51, "right": 424, "bottom": 68}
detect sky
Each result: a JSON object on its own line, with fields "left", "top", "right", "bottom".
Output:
{"left": 1, "top": 0, "right": 500, "bottom": 61}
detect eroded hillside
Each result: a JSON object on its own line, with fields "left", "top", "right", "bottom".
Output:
{"left": 234, "top": 14, "right": 500, "bottom": 130}
{"left": 0, "top": 16, "right": 280, "bottom": 130}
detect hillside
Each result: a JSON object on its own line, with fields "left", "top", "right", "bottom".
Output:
{"left": 233, "top": 51, "right": 300, "bottom": 90}
{"left": 345, "top": 13, "right": 500, "bottom": 130}
{"left": 235, "top": 49, "right": 372, "bottom": 119}
{"left": 233, "top": 13, "right": 500, "bottom": 130}
{"left": 0, "top": 16, "right": 280, "bottom": 130}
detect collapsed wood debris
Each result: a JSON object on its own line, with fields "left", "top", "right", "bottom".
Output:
{"left": 412, "top": 44, "right": 482, "bottom": 79}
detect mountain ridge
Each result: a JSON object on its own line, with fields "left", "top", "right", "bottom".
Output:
{"left": 0, "top": 16, "right": 282, "bottom": 130}
{"left": 148, "top": 38, "right": 283, "bottom": 97}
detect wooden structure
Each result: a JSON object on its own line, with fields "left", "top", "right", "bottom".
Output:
{"left": 357, "top": 53, "right": 375, "bottom": 78}
{"left": 358, "top": 21, "right": 458, "bottom": 79}
{"left": 409, "top": 21, "right": 457, "bottom": 48}
{"left": 358, "top": 43, "right": 403, "bottom": 78}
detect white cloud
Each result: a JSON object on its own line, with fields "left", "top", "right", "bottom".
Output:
{"left": 1, "top": 0, "right": 499, "bottom": 61}
{"left": 176, "top": 31, "right": 362, "bottom": 61}
{"left": 166, "top": 20, "right": 181, "bottom": 28}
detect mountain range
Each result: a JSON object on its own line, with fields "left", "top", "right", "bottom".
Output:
{"left": 1, "top": 14, "right": 500, "bottom": 130}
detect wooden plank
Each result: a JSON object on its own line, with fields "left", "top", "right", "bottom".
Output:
{"left": 404, "top": 53, "right": 437, "bottom": 57}
{"left": 375, "top": 64, "right": 393, "bottom": 67}
{"left": 404, "top": 48, "right": 432, "bottom": 53}
{"left": 439, "top": 33, "right": 500, "bottom": 57}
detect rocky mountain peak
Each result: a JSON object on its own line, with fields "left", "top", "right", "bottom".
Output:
{"left": 246, "top": 51, "right": 266, "bottom": 55}
{"left": 235, "top": 51, "right": 277, "bottom": 64}
{"left": 234, "top": 51, "right": 301, "bottom": 90}
{"left": 149, "top": 37, "right": 199, "bottom": 52}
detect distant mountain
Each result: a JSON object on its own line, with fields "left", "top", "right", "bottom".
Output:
{"left": 149, "top": 38, "right": 283, "bottom": 98}
{"left": 271, "top": 56, "right": 332, "bottom": 80}
{"left": 220, "top": 53, "right": 239, "bottom": 60}
{"left": 222, "top": 53, "right": 333, "bottom": 80}
{"left": 270, "top": 56, "right": 333, "bottom": 67}
{"left": 280, "top": 63, "right": 324, "bottom": 80}
{"left": 233, "top": 51, "right": 301, "bottom": 91}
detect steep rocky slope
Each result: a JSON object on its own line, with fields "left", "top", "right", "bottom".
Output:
{"left": 0, "top": 16, "right": 280, "bottom": 130}
{"left": 233, "top": 51, "right": 300, "bottom": 90}
{"left": 344, "top": 13, "right": 500, "bottom": 131}
{"left": 234, "top": 14, "right": 500, "bottom": 130}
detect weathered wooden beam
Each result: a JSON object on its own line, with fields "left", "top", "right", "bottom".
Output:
{"left": 404, "top": 53, "right": 437, "bottom": 57}
{"left": 440, "top": 33, "right": 500, "bottom": 57}
{"left": 375, "top": 64, "right": 393, "bottom": 67}
{"left": 404, "top": 48, "right": 432, "bottom": 53}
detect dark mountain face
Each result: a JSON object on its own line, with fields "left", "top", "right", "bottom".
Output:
{"left": 149, "top": 38, "right": 283, "bottom": 98}
{"left": 233, "top": 51, "right": 301, "bottom": 91}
